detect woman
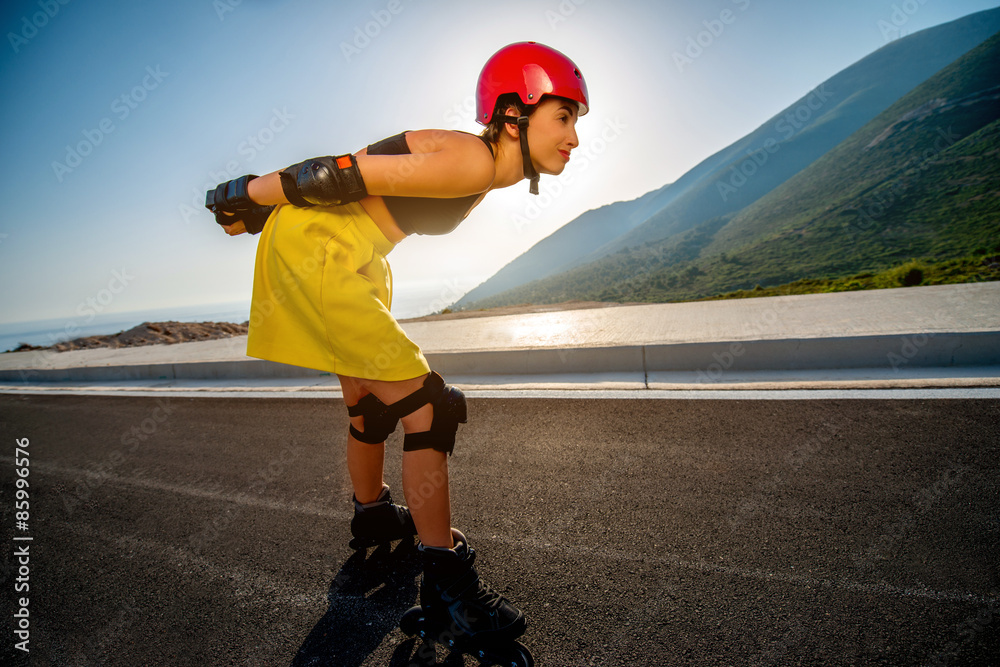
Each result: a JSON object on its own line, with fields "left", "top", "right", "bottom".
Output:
{"left": 206, "top": 41, "right": 588, "bottom": 648}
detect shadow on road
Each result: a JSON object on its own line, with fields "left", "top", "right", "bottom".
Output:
{"left": 291, "top": 540, "right": 422, "bottom": 667}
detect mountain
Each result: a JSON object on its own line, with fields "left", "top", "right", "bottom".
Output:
{"left": 454, "top": 185, "right": 673, "bottom": 306}
{"left": 456, "top": 7, "right": 1000, "bottom": 310}
{"left": 463, "top": 29, "right": 1000, "bottom": 308}
{"left": 597, "top": 6, "right": 1000, "bottom": 256}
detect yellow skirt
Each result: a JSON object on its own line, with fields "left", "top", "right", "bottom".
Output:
{"left": 246, "top": 202, "right": 430, "bottom": 381}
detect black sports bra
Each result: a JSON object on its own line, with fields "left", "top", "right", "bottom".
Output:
{"left": 366, "top": 131, "right": 494, "bottom": 236}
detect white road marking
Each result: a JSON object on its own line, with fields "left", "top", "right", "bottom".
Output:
{"left": 16, "top": 458, "right": 999, "bottom": 609}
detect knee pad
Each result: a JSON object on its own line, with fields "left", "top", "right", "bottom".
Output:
{"left": 347, "top": 393, "right": 398, "bottom": 444}
{"left": 391, "top": 372, "right": 468, "bottom": 455}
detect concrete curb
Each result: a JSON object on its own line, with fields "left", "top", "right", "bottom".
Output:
{"left": 1, "top": 331, "right": 995, "bottom": 385}
{"left": 644, "top": 331, "right": 1000, "bottom": 373}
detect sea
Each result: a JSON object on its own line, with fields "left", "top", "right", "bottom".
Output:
{"left": 0, "top": 301, "right": 253, "bottom": 354}
{"left": 0, "top": 283, "right": 457, "bottom": 353}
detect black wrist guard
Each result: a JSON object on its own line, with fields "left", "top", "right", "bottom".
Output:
{"left": 205, "top": 174, "right": 258, "bottom": 213}
{"left": 213, "top": 204, "right": 275, "bottom": 235}
{"left": 279, "top": 154, "right": 367, "bottom": 207}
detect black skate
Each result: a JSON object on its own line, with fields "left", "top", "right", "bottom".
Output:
{"left": 399, "top": 529, "right": 533, "bottom": 666}
{"left": 349, "top": 486, "right": 418, "bottom": 550}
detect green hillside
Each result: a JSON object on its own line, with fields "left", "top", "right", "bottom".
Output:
{"left": 463, "top": 31, "right": 1000, "bottom": 309}
{"left": 453, "top": 186, "right": 669, "bottom": 307}
{"left": 582, "top": 7, "right": 1000, "bottom": 259}
{"left": 457, "top": 8, "right": 1000, "bottom": 310}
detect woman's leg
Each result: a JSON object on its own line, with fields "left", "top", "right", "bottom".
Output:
{"left": 342, "top": 373, "right": 524, "bottom": 640}
{"left": 347, "top": 435, "right": 386, "bottom": 504}
{"left": 401, "top": 447, "right": 452, "bottom": 549}
{"left": 338, "top": 375, "right": 387, "bottom": 504}
{"left": 339, "top": 373, "right": 454, "bottom": 549}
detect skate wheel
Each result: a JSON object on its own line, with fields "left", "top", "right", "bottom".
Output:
{"left": 505, "top": 642, "right": 534, "bottom": 667}
{"left": 481, "top": 642, "right": 534, "bottom": 667}
{"left": 399, "top": 606, "right": 424, "bottom": 637}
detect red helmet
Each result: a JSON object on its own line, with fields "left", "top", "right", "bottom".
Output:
{"left": 476, "top": 41, "right": 589, "bottom": 125}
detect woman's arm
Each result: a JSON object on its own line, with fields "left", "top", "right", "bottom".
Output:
{"left": 213, "top": 130, "right": 495, "bottom": 235}
{"left": 358, "top": 130, "right": 496, "bottom": 198}
{"left": 245, "top": 130, "right": 495, "bottom": 205}
{"left": 246, "top": 171, "right": 286, "bottom": 205}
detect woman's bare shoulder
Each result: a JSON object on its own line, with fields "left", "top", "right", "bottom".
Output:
{"left": 405, "top": 129, "right": 493, "bottom": 158}
{"left": 357, "top": 129, "right": 495, "bottom": 197}
{"left": 405, "top": 129, "right": 495, "bottom": 192}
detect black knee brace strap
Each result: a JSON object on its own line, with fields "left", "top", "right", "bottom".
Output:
{"left": 347, "top": 393, "right": 398, "bottom": 445}
{"left": 394, "top": 372, "right": 468, "bottom": 455}
{"left": 347, "top": 372, "right": 467, "bottom": 453}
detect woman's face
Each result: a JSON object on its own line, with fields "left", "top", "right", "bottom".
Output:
{"left": 526, "top": 97, "right": 580, "bottom": 176}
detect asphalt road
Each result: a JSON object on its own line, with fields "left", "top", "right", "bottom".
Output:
{"left": 1, "top": 394, "right": 998, "bottom": 666}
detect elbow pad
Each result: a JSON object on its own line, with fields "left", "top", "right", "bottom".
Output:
{"left": 279, "top": 154, "right": 368, "bottom": 207}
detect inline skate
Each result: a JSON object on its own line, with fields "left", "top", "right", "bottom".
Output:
{"left": 399, "top": 529, "right": 533, "bottom": 666}
{"left": 349, "top": 485, "right": 418, "bottom": 550}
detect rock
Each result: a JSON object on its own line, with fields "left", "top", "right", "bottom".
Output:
{"left": 30, "top": 321, "right": 250, "bottom": 353}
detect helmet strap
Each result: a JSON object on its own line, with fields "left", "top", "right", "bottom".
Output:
{"left": 500, "top": 114, "right": 540, "bottom": 195}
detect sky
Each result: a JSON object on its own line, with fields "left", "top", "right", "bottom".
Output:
{"left": 1, "top": 0, "right": 997, "bottom": 326}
